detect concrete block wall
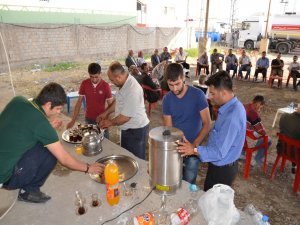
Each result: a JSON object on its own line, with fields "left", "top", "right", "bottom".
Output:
{"left": 0, "top": 23, "right": 185, "bottom": 70}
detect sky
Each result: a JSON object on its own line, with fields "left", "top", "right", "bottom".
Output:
{"left": 191, "top": 0, "right": 300, "bottom": 22}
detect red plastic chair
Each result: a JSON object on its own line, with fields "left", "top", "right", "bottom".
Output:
{"left": 270, "top": 133, "right": 300, "bottom": 193}
{"left": 268, "top": 69, "right": 283, "bottom": 88}
{"left": 243, "top": 130, "right": 269, "bottom": 179}
{"left": 141, "top": 84, "right": 162, "bottom": 117}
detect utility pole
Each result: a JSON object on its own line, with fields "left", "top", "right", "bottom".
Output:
{"left": 186, "top": 0, "right": 190, "bottom": 49}
{"left": 198, "top": 0, "right": 210, "bottom": 56}
{"left": 260, "top": 0, "right": 271, "bottom": 53}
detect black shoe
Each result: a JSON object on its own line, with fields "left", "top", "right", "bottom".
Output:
{"left": 18, "top": 190, "right": 51, "bottom": 203}
{"left": 297, "top": 81, "right": 300, "bottom": 86}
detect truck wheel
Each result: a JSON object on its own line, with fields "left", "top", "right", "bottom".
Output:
{"left": 277, "top": 43, "right": 289, "bottom": 54}
{"left": 244, "top": 40, "right": 254, "bottom": 50}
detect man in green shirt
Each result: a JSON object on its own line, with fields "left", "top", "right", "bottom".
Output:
{"left": 0, "top": 83, "right": 104, "bottom": 203}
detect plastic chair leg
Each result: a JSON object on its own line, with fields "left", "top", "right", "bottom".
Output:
{"left": 270, "top": 155, "right": 281, "bottom": 180}
{"left": 280, "top": 158, "right": 287, "bottom": 172}
{"left": 293, "top": 166, "right": 300, "bottom": 193}
{"left": 244, "top": 151, "right": 253, "bottom": 179}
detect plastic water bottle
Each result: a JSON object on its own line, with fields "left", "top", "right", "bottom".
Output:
{"left": 170, "top": 199, "right": 198, "bottom": 225}
{"left": 244, "top": 204, "right": 263, "bottom": 224}
{"left": 258, "top": 215, "right": 270, "bottom": 225}
{"left": 104, "top": 161, "right": 120, "bottom": 206}
{"left": 288, "top": 102, "right": 295, "bottom": 112}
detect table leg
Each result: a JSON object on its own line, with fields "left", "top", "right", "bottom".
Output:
{"left": 272, "top": 110, "right": 279, "bottom": 128}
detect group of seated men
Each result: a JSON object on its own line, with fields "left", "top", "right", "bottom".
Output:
{"left": 125, "top": 46, "right": 193, "bottom": 104}
{"left": 196, "top": 49, "right": 300, "bottom": 90}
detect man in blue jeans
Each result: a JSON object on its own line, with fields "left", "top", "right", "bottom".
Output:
{"left": 99, "top": 61, "right": 149, "bottom": 160}
{"left": 162, "top": 63, "right": 211, "bottom": 184}
{"left": 0, "top": 83, "right": 105, "bottom": 203}
{"left": 243, "top": 95, "right": 272, "bottom": 166}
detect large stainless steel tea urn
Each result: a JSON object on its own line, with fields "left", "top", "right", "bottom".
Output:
{"left": 149, "top": 126, "right": 183, "bottom": 195}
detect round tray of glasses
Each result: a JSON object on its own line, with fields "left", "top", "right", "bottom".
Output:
{"left": 61, "top": 124, "right": 99, "bottom": 144}
{"left": 89, "top": 155, "right": 139, "bottom": 184}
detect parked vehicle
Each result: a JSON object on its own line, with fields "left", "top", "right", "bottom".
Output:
{"left": 236, "top": 14, "right": 300, "bottom": 54}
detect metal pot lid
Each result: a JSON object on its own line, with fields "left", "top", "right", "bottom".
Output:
{"left": 149, "top": 126, "right": 183, "bottom": 142}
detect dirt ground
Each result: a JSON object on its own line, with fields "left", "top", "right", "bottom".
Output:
{"left": 0, "top": 51, "right": 300, "bottom": 225}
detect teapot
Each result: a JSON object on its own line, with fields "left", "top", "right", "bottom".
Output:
{"left": 82, "top": 129, "right": 103, "bottom": 156}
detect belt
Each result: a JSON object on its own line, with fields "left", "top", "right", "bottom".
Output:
{"left": 218, "top": 161, "right": 237, "bottom": 167}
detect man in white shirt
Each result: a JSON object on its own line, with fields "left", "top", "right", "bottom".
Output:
{"left": 175, "top": 47, "right": 190, "bottom": 78}
{"left": 99, "top": 61, "right": 150, "bottom": 160}
{"left": 289, "top": 55, "right": 300, "bottom": 91}
{"left": 238, "top": 50, "right": 252, "bottom": 79}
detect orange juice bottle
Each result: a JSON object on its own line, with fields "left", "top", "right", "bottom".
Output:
{"left": 104, "top": 162, "right": 120, "bottom": 206}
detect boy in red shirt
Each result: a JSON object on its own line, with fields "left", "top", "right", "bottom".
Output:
{"left": 67, "top": 63, "right": 113, "bottom": 138}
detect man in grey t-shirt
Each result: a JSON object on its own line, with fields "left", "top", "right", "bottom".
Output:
{"left": 99, "top": 61, "right": 150, "bottom": 160}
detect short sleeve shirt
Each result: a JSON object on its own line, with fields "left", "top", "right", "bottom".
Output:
{"left": 162, "top": 86, "right": 208, "bottom": 142}
{"left": 0, "top": 97, "right": 58, "bottom": 183}
{"left": 115, "top": 75, "right": 149, "bottom": 130}
{"left": 79, "top": 79, "right": 112, "bottom": 121}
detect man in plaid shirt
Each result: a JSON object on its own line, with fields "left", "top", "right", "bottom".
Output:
{"left": 243, "top": 95, "right": 272, "bottom": 166}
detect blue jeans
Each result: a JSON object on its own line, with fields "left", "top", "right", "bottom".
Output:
{"left": 254, "top": 138, "right": 272, "bottom": 165}
{"left": 85, "top": 118, "right": 109, "bottom": 139}
{"left": 226, "top": 64, "right": 237, "bottom": 76}
{"left": 3, "top": 143, "right": 57, "bottom": 192}
{"left": 183, "top": 156, "right": 200, "bottom": 184}
{"left": 121, "top": 124, "right": 149, "bottom": 160}
{"left": 242, "top": 137, "right": 272, "bottom": 165}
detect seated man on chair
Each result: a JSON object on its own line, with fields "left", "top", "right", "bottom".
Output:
{"left": 175, "top": 47, "right": 190, "bottom": 78}
{"left": 210, "top": 48, "right": 224, "bottom": 75}
{"left": 225, "top": 49, "right": 238, "bottom": 78}
{"left": 197, "top": 52, "right": 209, "bottom": 76}
{"left": 254, "top": 51, "right": 269, "bottom": 82}
{"left": 67, "top": 63, "right": 114, "bottom": 139}
{"left": 238, "top": 50, "right": 252, "bottom": 79}
{"left": 278, "top": 103, "right": 300, "bottom": 174}
{"left": 125, "top": 50, "right": 138, "bottom": 69}
{"left": 151, "top": 49, "right": 161, "bottom": 68}
{"left": 243, "top": 95, "right": 272, "bottom": 166}
{"left": 289, "top": 55, "right": 300, "bottom": 91}
{"left": 140, "top": 63, "right": 160, "bottom": 104}
{"left": 270, "top": 53, "right": 284, "bottom": 87}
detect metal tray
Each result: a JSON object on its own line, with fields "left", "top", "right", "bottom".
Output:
{"left": 89, "top": 155, "right": 139, "bottom": 184}
{"left": 61, "top": 130, "right": 81, "bottom": 144}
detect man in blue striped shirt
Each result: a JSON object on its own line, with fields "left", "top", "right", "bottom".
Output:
{"left": 254, "top": 51, "right": 269, "bottom": 82}
{"left": 177, "top": 71, "right": 246, "bottom": 191}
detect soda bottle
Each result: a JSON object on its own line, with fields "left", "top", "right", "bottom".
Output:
{"left": 104, "top": 161, "right": 120, "bottom": 206}
{"left": 127, "top": 210, "right": 170, "bottom": 225}
{"left": 170, "top": 199, "right": 198, "bottom": 225}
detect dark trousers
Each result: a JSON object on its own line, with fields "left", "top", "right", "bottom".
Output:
{"left": 226, "top": 64, "right": 237, "bottom": 77}
{"left": 197, "top": 63, "right": 209, "bottom": 75}
{"left": 121, "top": 124, "right": 149, "bottom": 160}
{"left": 3, "top": 143, "right": 57, "bottom": 192}
{"left": 254, "top": 68, "right": 267, "bottom": 79}
{"left": 291, "top": 70, "right": 300, "bottom": 89}
{"left": 85, "top": 117, "right": 109, "bottom": 139}
{"left": 204, "top": 161, "right": 238, "bottom": 192}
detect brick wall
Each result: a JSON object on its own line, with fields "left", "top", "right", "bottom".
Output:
{"left": 0, "top": 23, "right": 185, "bottom": 70}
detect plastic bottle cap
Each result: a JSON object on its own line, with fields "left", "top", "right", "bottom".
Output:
{"left": 262, "top": 215, "right": 269, "bottom": 222}
{"left": 189, "top": 184, "right": 199, "bottom": 192}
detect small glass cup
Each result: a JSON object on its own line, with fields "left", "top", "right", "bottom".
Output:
{"left": 91, "top": 193, "right": 101, "bottom": 207}
{"left": 75, "top": 144, "right": 83, "bottom": 155}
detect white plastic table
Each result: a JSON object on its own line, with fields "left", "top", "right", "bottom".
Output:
{"left": 272, "top": 107, "right": 296, "bottom": 128}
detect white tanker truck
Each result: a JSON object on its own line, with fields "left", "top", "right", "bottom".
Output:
{"left": 237, "top": 13, "right": 300, "bottom": 54}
